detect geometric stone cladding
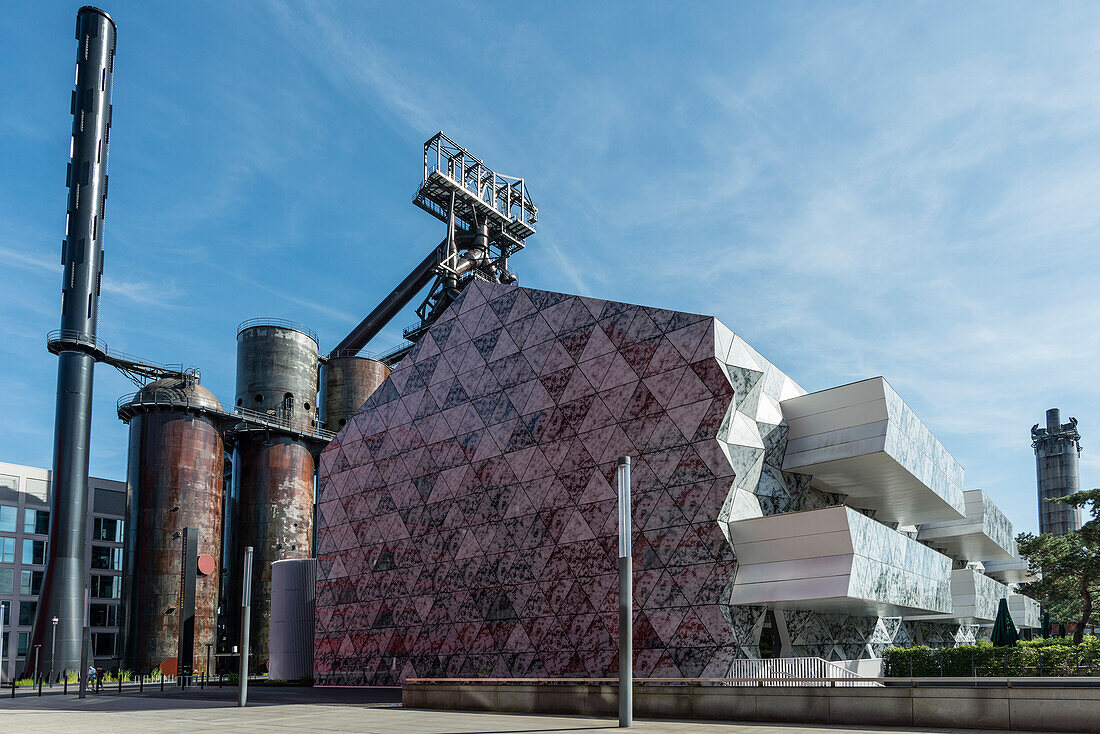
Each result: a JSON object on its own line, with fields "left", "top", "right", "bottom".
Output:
{"left": 314, "top": 280, "right": 803, "bottom": 685}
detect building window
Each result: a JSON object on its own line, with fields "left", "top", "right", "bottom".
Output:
{"left": 17, "top": 632, "right": 28, "bottom": 657}
{"left": 19, "top": 570, "right": 43, "bottom": 597}
{"left": 0, "top": 537, "right": 14, "bottom": 563}
{"left": 89, "top": 603, "right": 118, "bottom": 628}
{"left": 90, "top": 574, "right": 120, "bottom": 599}
{"left": 18, "top": 600, "right": 36, "bottom": 626}
{"left": 23, "top": 478, "right": 49, "bottom": 504}
{"left": 92, "top": 517, "right": 123, "bottom": 543}
{"left": 90, "top": 545, "right": 122, "bottom": 571}
{"left": 0, "top": 506, "right": 16, "bottom": 533}
{"left": 0, "top": 567, "right": 12, "bottom": 595}
{"left": 0, "top": 475, "right": 18, "bottom": 501}
{"left": 92, "top": 632, "right": 115, "bottom": 656}
{"left": 24, "top": 509, "right": 49, "bottom": 535}
{"left": 21, "top": 539, "right": 46, "bottom": 566}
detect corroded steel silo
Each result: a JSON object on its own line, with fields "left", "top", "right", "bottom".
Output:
{"left": 118, "top": 376, "right": 225, "bottom": 674}
{"left": 230, "top": 320, "right": 320, "bottom": 670}
{"left": 320, "top": 353, "right": 389, "bottom": 431}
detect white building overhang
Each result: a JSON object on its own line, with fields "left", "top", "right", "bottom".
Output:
{"left": 726, "top": 505, "right": 952, "bottom": 617}
{"left": 907, "top": 568, "right": 1011, "bottom": 624}
{"left": 916, "top": 489, "right": 1016, "bottom": 563}
{"left": 781, "top": 378, "right": 966, "bottom": 526}
{"left": 982, "top": 556, "right": 1037, "bottom": 584}
{"left": 1009, "top": 593, "right": 1041, "bottom": 630}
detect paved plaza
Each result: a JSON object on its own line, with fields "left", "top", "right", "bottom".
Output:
{"left": 0, "top": 685, "right": 1070, "bottom": 734}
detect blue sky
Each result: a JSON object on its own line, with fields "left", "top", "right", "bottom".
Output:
{"left": 2, "top": 1, "right": 1099, "bottom": 535}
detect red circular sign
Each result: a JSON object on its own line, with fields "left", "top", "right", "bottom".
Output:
{"left": 197, "top": 554, "right": 216, "bottom": 577}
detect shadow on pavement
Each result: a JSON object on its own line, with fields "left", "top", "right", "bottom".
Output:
{"left": 0, "top": 684, "right": 402, "bottom": 712}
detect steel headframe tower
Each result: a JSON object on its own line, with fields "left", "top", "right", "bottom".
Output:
{"left": 1032, "top": 408, "right": 1084, "bottom": 536}
{"left": 27, "top": 6, "right": 117, "bottom": 678}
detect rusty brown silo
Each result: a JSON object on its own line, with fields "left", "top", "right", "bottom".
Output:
{"left": 230, "top": 320, "right": 320, "bottom": 671}
{"left": 118, "top": 376, "right": 224, "bottom": 675}
{"left": 320, "top": 353, "right": 389, "bottom": 431}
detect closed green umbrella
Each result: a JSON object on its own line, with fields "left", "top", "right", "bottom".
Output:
{"left": 1041, "top": 611, "right": 1052, "bottom": 639}
{"left": 991, "top": 597, "right": 1019, "bottom": 647}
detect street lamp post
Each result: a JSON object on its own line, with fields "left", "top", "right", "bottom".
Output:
{"left": 50, "top": 617, "right": 58, "bottom": 686}
{"left": 617, "top": 456, "right": 633, "bottom": 729}
{"left": 238, "top": 546, "right": 253, "bottom": 708}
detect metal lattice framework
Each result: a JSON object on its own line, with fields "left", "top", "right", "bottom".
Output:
{"left": 332, "top": 132, "right": 539, "bottom": 359}
{"left": 415, "top": 131, "right": 537, "bottom": 254}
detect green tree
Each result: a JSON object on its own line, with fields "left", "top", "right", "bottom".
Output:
{"left": 1017, "top": 488, "right": 1100, "bottom": 645}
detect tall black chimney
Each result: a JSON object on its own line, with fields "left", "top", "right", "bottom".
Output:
{"left": 28, "top": 6, "right": 116, "bottom": 678}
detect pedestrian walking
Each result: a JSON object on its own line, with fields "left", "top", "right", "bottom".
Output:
{"left": 87, "top": 665, "right": 97, "bottom": 694}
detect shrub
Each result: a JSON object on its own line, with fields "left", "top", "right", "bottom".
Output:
{"left": 102, "top": 669, "right": 133, "bottom": 683}
{"left": 885, "top": 635, "right": 1100, "bottom": 677}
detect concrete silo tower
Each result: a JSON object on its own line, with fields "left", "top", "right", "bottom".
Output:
{"left": 1032, "top": 408, "right": 1083, "bottom": 536}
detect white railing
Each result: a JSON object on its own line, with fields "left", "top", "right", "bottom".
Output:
{"left": 726, "top": 657, "right": 881, "bottom": 687}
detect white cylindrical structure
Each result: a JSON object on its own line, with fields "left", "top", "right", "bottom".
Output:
{"left": 269, "top": 558, "right": 317, "bottom": 682}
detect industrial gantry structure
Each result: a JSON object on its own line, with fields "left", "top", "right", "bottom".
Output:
{"left": 332, "top": 132, "right": 538, "bottom": 363}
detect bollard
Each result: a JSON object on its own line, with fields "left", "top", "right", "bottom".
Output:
{"left": 161, "top": 674, "right": 164, "bottom": 692}
{"left": 200, "top": 672, "right": 205, "bottom": 690}
{"left": 118, "top": 674, "right": 122, "bottom": 694}
{"left": 139, "top": 675, "right": 143, "bottom": 693}
{"left": 38, "top": 676, "right": 42, "bottom": 697}
{"left": 11, "top": 679, "right": 15, "bottom": 698}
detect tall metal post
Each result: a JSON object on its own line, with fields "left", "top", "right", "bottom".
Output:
{"left": 50, "top": 617, "right": 58, "bottom": 685}
{"left": 78, "top": 588, "right": 89, "bottom": 699}
{"left": 617, "top": 456, "right": 633, "bottom": 728}
{"left": 238, "top": 546, "right": 253, "bottom": 708}
{"left": 28, "top": 6, "right": 117, "bottom": 678}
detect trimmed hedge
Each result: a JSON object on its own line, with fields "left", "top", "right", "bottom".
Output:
{"left": 884, "top": 636, "right": 1100, "bottom": 677}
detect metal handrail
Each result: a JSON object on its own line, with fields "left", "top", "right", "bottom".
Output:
{"left": 236, "top": 318, "right": 318, "bottom": 345}
{"left": 232, "top": 404, "right": 336, "bottom": 441}
{"left": 424, "top": 167, "right": 537, "bottom": 228}
{"left": 116, "top": 389, "right": 219, "bottom": 414}
{"left": 49, "top": 330, "right": 198, "bottom": 381}
{"left": 47, "top": 328, "right": 107, "bottom": 354}
{"left": 117, "top": 389, "right": 336, "bottom": 441}
{"left": 326, "top": 348, "right": 386, "bottom": 362}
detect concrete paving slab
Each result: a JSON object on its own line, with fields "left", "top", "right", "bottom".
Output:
{"left": 0, "top": 685, "right": 1071, "bottom": 734}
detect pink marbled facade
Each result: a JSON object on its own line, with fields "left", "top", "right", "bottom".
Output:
{"left": 314, "top": 280, "right": 753, "bottom": 685}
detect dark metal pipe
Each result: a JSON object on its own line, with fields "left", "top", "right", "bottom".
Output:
{"left": 28, "top": 6, "right": 116, "bottom": 679}
{"left": 331, "top": 240, "right": 445, "bottom": 354}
